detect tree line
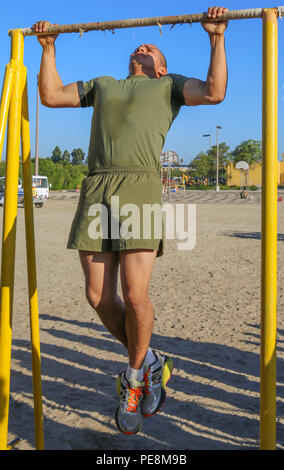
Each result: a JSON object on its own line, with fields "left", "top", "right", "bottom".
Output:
{"left": 0, "top": 140, "right": 264, "bottom": 191}
{"left": 0, "top": 144, "right": 89, "bottom": 190}
{"left": 33, "top": 145, "right": 89, "bottom": 190}
{"left": 51, "top": 146, "right": 87, "bottom": 165}
{"left": 31, "top": 146, "right": 89, "bottom": 190}
{"left": 188, "top": 139, "right": 262, "bottom": 179}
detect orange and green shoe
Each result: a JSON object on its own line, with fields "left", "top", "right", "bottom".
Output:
{"left": 141, "top": 350, "right": 174, "bottom": 417}
{"left": 115, "top": 372, "right": 144, "bottom": 435}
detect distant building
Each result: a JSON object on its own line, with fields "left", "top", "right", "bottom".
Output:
{"left": 162, "top": 164, "right": 189, "bottom": 172}
{"left": 226, "top": 154, "right": 284, "bottom": 187}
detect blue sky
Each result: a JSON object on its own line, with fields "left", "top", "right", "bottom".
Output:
{"left": 0, "top": 0, "right": 283, "bottom": 163}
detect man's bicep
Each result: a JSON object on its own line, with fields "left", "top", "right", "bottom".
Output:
{"left": 46, "top": 82, "right": 81, "bottom": 108}
{"left": 60, "top": 82, "right": 81, "bottom": 107}
{"left": 183, "top": 78, "right": 210, "bottom": 106}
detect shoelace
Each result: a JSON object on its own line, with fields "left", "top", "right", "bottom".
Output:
{"left": 126, "top": 385, "right": 143, "bottom": 412}
{"left": 143, "top": 368, "right": 151, "bottom": 396}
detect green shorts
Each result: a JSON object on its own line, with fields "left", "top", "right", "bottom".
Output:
{"left": 67, "top": 168, "right": 164, "bottom": 257}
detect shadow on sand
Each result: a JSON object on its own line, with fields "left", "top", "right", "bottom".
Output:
{"left": 6, "top": 314, "right": 284, "bottom": 450}
{"left": 220, "top": 231, "right": 284, "bottom": 241}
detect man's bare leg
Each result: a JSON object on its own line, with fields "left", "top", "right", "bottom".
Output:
{"left": 115, "top": 249, "right": 173, "bottom": 433}
{"left": 119, "top": 249, "right": 157, "bottom": 370}
{"left": 79, "top": 249, "right": 157, "bottom": 370}
{"left": 79, "top": 251, "right": 128, "bottom": 348}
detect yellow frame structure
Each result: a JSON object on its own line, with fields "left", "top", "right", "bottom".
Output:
{"left": 0, "top": 6, "right": 282, "bottom": 451}
{"left": 0, "top": 31, "right": 44, "bottom": 451}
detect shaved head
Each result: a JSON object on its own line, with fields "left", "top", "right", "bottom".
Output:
{"left": 129, "top": 44, "right": 168, "bottom": 78}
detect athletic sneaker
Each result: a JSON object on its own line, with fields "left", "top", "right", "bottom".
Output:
{"left": 115, "top": 371, "right": 144, "bottom": 434}
{"left": 141, "top": 350, "right": 174, "bottom": 417}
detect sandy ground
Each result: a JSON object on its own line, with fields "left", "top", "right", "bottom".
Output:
{"left": 1, "top": 190, "right": 284, "bottom": 450}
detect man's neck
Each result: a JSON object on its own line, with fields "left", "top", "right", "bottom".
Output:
{"left": 130, "top": 64, "right": 157, "bottom": 78}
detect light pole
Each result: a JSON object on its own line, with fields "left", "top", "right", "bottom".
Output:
{"left": 35, "top": 73, "right": 39, "bottom": 176}
{"left": 216, "top": 126, "right": 222, "bottom": 191}
{"left": 203, "top": 133, "right": 212, "bottom": 184}
{"left": 202, "top": 133, "right": 212, "bottom": 151}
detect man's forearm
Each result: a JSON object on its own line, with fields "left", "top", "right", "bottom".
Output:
{"left": 39, "top": 44, "right": 64, "bottom": 106}
{"left": 206, "top": 33, "right": 227, "bottom": 102}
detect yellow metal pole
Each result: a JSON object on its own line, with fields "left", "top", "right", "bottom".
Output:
{"left": 0, "top": 62, "right": 15, "bottom": 162}
{"left": 21, "top": 70, "right": 44, "bottom": 450}
{"left": 0, "top": 30, "right": 24, "bottom": 451}
{"left": 260, "top": 8, "right": 278, "bottom": 450}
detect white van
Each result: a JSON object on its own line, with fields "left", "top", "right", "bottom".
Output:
{"left": 32, "top": 175, "right": 49, "bottom": 199}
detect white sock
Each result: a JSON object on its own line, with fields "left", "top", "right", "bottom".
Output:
{"left": 143, "top": 347, "right": 156, "bottom": 370}
{"left": 126, "top": 364, "right": 144, "bottom": 384}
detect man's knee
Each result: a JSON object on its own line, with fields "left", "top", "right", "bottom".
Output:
{"left": 123, "top": 290, "right": 151, "bottom": 314}
{"left": 86, "top": 286, "right": 114, "bottom": 313}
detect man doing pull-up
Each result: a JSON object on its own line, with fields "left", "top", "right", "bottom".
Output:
{"left": 33, "top": 5, "right": 228, "bottom": 435}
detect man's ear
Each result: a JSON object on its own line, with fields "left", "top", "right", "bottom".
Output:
{"left": 158, "top": 67, "right": 167, "bottom": 78}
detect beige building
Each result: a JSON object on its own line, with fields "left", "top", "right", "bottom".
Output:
{"left": 226, "top": 154, "right": 284, "bottom": 187}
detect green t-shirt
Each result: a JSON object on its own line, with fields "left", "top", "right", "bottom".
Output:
{"left": 77, "top": 74, "right": 189, "bottom": 172}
